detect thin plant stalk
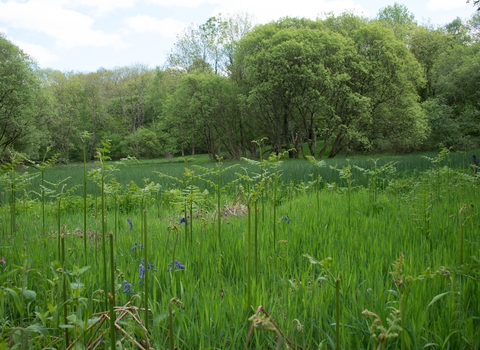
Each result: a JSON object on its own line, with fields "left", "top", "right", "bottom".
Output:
{"left": 247, "top": 195, "right": 252, "bottom": 309}
{"left": 254, "top": 199, "right": 258, "bottom": 283}
{"left": 273, "top": 168, "right": 278, "bottom": 250}
{"left": 168, "top": 298, "right": 176, "bottom": 350}
{"left": 189, "top": 185, "right": 193, "bottom": 245}
{"left": 114, "top": 194, "right": 118, "bottom": 240}
{"left": 459, "top": 204, "right": 466, "bottom": 265}
{"left": 168, "top": 297, "right": 184, "bottom": 350}
{"left": 170, "top": 226, "right": 180, "bottom": 293}
{"left": 61, "top": 233, "right": 69, "bottom": 347}
{"left": 143, "top": 209, "right": 149, "bottom": 335}
{"left": 83, "top": 141, "right": 87, "bottom": 265}
{"left": 10, "top": 168, "right": 16, "bottom": 237}
{"left": 108, "top": 232, "right": 116, "bottom": 350}
{"left": 101, "top": 170, "right": 108, "bottom": 307}
{"left": 217, "top": 170, "right": 222, "bottom": 247}
{"left": 56, "top": 185, "right": 66, "bottom": 260}
{"left": 335, "top": 276, "right": 340, "bottom": 350}
{"left": 41, "top": 168, "right": 45, "bottom": 237}
{"left": 80, "top": 131, "right": 91, "bottom": 264}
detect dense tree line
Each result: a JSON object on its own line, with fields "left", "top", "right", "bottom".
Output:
{"left": 1, "top": 5, "right": 479, "bottom": 162}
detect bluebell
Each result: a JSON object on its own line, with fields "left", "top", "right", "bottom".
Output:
{"left": 123, "top": 280, "right": 134, "bottom": 294}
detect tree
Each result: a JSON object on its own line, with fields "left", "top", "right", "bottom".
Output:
{"left": 167, "top": 13, "right": 254, "bottom": 75}
{"left": 235, "top": 16, "right": 428, "bottom": 157}
{"left": 467, "top": 12, "right": 480, "bottom": 42}
{"left": 163, "top": 73, "right": 242, "bottom": 159}
{"left": 106, "top": 64, "right": 154, "bottom": 135}
{"left": 38, "top": 69, "right": 85, "bottom": 159}
{"left": 376, "top": 2, "right": 417, "bottom": 41}
{"left": 408, "top": 25, "right": 453, "bottom": 101}
{"left": 428, "top": 42, "right": 480, "bottom": 149}
{"left": 467, "top": 0, "right": 480, "bottom": 11}
{"left": 444, "top": 17, "right": 472, "bottom": 43}
{"left": 235, "top": 18, "right": 356, "bottom": 157}
{"left": 0, "top": 34, "right": 45, "bottom": 159}
{"left": 324, "top": 15, "right": 428, "bottom": 155}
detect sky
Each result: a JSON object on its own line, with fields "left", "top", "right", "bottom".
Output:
{"left": 0, "top": 0, "right": 477, "bottom": 73}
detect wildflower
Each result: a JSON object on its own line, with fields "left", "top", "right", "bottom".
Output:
{"left": 281, "top": 215, "right": 292, "bottom": 224}
{"left": 139, "top": 259, "right": 157, "bottom": 279}
{"left": 127, "top": 218, "right": 133, "bottom": 231}
{"left": 180, "top": 217, "right": 188, "bottom": 225}
{"left": 131, "top": 242, "right": 144, "bottom": 252}
{"left": 123, "top": 280, "right": 134, "bottom": 294}
{"left": 1, "top": 257, "right": 5, "bottom": 265}
{"left": 168, "top": 260, "right": 185, "bottom": 272}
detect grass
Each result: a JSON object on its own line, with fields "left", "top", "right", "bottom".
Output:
{"left": 0, "top": 148, "right": 479, "bottom": 349}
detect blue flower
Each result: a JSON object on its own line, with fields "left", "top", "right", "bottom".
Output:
{"left": 180, "top": 217, "right": 188, "bottom": 225}
{"left": 131, "top": 242, "right": 144, "bottom": 252}
{"left": 123, "top": 280, "right": 134, "bottom": 294}
{"left": 139, "top": 259, "right": 157, "bottom": 279}
{"left": 127, "top": 218, "right": 133, "bottom": 230}
{"left": 168, "top": 260, "right": 185, "bottom": 272}
{"left": 281, "top": 215, "right": 292, "bottom": 224}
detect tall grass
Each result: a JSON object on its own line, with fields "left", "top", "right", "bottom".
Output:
{"left": 0, "top": 149, "right": 479, "bottom": 349}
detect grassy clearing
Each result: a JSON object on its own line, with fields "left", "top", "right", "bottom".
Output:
{"left": 1, "top": 149, "right": 479, "bottom": 349}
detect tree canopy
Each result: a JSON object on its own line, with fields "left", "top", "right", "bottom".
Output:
{"left": 1, "top": 7, "right": 479, "bottom": 162}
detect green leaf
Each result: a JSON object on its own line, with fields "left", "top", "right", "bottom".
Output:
{"left": 427, "top": 291, "right": 453, "bottom": 308}
{"left": 4, "top": 288, "right": 22, "bottom": 313}
{"left": 70, "top": 283, "right": 84, "bottom": 291}
{"left": 47, "top": 303, "right": 56, "bottom": 313}
{"left": 22, "top": 289, "right": 36, "bottom": 300}
{"left": 59, "top": 324, "right": 75, "bottom": 329}
{"left": 25, "top": 323, "right": 47, "bottom": 336}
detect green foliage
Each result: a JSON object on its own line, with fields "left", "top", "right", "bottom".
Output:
{"left": 428, "top": 42, "right": 480, "bottom": 150}
{"left": 234, "top": 15, "right": 428, "bottom": 158}
{"left": 376, "top": 2, "right": 416, "bottom": 41}
{"left": 0, "top": 34, "right": 45, "bottom": 159}
{"left": 0, "top": 150, "right": 479, "bottom": 348}
{"left": 2, "top": 9, "right": 479, "bottom": 162}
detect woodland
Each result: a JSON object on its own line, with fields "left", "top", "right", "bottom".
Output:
{"left": 1, "top": 4, "right": 480, "bottom": 349}
{"left": 1, "top": 3, "right": 480, "bottom": 163}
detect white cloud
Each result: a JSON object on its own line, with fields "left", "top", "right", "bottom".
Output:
{"left": 0, "top": 0, "right": 126, "bottom": 49}
{"left": 68, "top": 0, "right": 137, "bottom": 15}
{"left": 146, "top": 0, "right": 214, "bottom": 8}
{"left": 426, "top": 0, "right": 469, "bottom": 11}
{"left": 125, "top": 15, "right": 188, "bottom": 38}
{"left": 12, "top": 40, "right": 59, "bottom": 66}
{"left": 211, "top": 0, "right": 369, "bottom": 24}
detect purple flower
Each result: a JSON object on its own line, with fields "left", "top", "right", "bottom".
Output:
{"left": 168, "top": 260, "right": 185, "bottom": 272}
{"left": 180, "top": 217, "right": 188, "bottom": 225}
{"left": 123, "top": 280, "right": 134, "bottom": 294}
{"left": 127, "top": 218, "right": 133, "bottom": 231}
{"left": 131, "top": 242, "right": 144, "bottom": 252}
{"left": 1, "top": 257, "right": 5, "bottom": 265}
{"left": 139, "top": 259, "right": 157, "bottom": 279}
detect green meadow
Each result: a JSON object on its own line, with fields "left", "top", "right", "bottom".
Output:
{"left": 1, "top": 148, "right": 479, "bottom": 349}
